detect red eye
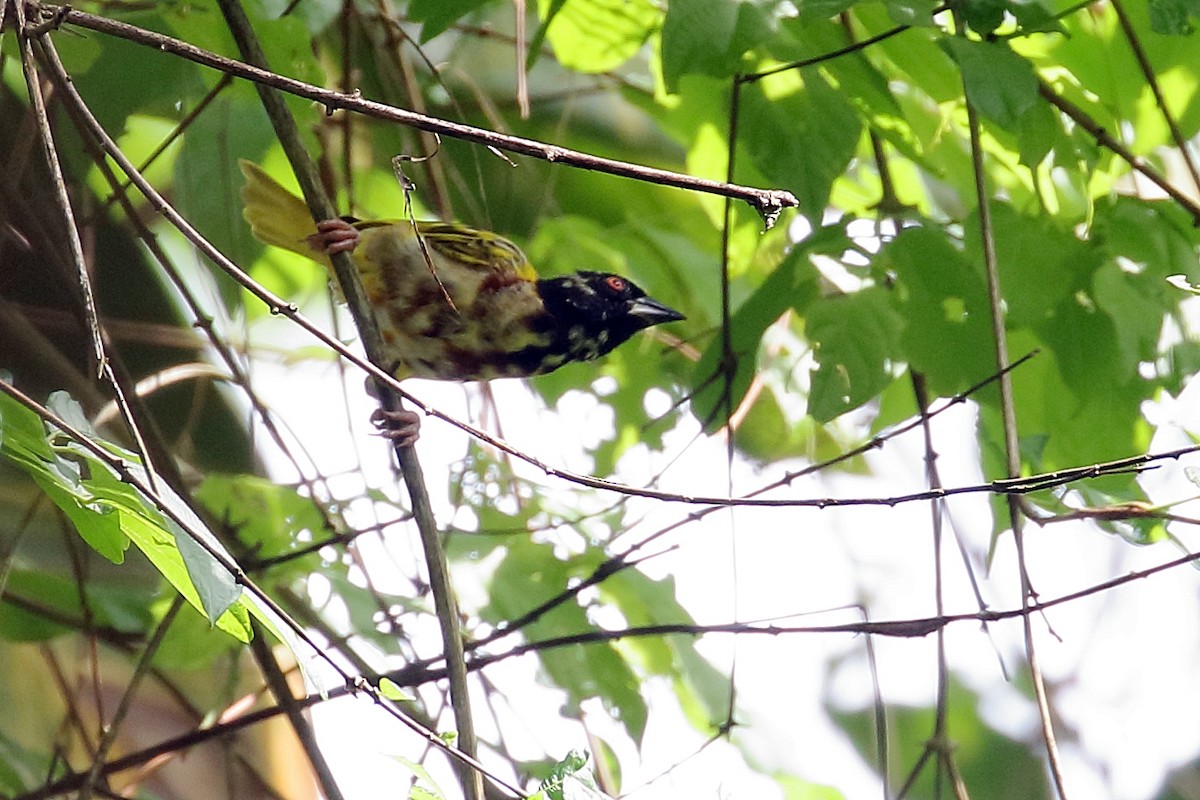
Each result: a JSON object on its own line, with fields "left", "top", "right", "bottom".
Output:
{"left": 605, "top": 276, "right": 627, "bottom": 292}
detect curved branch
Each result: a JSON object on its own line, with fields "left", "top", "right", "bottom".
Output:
{"left": 29, "top": 2, "right": 798, "bottom": 225}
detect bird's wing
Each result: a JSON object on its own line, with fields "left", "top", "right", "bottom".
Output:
{"left": 415, "top": 222, "right": 538, "bottom": 284}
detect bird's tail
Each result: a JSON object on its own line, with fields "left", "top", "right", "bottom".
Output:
{"left": 239, "top": 160, "right": 328, "bottom": 265}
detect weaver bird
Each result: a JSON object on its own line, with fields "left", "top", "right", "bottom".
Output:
{"left": 239, "top": 161, "right": 684, "bottom": 445}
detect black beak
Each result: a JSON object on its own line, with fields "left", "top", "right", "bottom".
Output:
{"left": 627, "top": 296, "right": 685, "bottom": 325}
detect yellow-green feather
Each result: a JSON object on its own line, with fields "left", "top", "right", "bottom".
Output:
{"left": 238, "top": 160, "right": 537, "bottom": 283}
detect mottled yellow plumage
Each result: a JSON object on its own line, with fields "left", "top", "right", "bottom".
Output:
{"left": 238, "top": 160, "right": 683, "bottom": 385}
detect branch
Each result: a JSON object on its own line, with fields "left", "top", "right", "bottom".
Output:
{"left": 30, "top": 2, "right": 798, "bottom": 226}
{"left": 211, "top": 4, "right": 481, "bottom": 800}
{"left": 1038, "top": 78, "right": 1200, "bottom": 225}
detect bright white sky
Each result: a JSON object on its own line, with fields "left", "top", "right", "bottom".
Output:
{"left": 229, "top": 323, "right": 1200, "bottom": 800}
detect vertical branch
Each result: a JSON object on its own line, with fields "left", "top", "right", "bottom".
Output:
{"left": 717, "top": 75, "right": 744, "bottom": 735}
{"left": 911, "top": 373, "right": 955, "bottom": 799}
{"left": 249, "top": 618, "right": 346, "bottom": 800}
{"left": 211, "top": 4, "right": 482, "bottom": 800}
{"left": 13, "top": 0, "right": 104, "bottom": 373}
{"left": 78, "top": 597, "right": 185, "bottom": 800}
{"left": 956, "top": 20, "right": 1069, "bottom": 798}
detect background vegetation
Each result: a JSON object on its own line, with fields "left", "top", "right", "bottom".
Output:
{"left": 2, "top": 0, "right": 1200, "bottom": 798}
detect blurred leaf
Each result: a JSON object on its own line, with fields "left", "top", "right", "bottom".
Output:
{"left": 660, "top": 0, "right": 775, "bottom": 92}
{"left": 741, "top": 71, "right": 861, "bottom": 222}
{"left": 483, "top": 540, "right": 648, "bottom": 742}
{"left": 691, "top": 242, "right": 821, "bottom": 431}
{"left": 402, "top": 0, "right": 500, "bottom": 41}
{"left": 806, "top": 285, "right": 903, "bottom": 422}
{"left": 943, "top": 38, "right": 1038, "bottom": 130}
{"left": 1149, "top": 0, "right": 1200, "bottom": 34}
{"left": 541, "top": 0, "right": 659, "bottom": 73}
{"left": 885, "top": 227, "right": 995, "bottom": 395}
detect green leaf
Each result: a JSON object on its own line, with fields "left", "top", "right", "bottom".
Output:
{"left": 691, "top": 243, "right": 821, "bottom": 431}
{"left": 942, "top": 38, "right": 1038, "bottom": 130}
{"left": 483, "top": 540, "right": 648, "bottom": 743}
{"left": 535, "top": 750, "right": 611, "bottom": 800}
{"left": 0, "top": 390, "right": 249, "bottom": 639}
{"left": 1149, "top": 0, "right": 1200, "bottom": 34}
{"left": 962, "top": 203, "right": 1096, "bottom": 328}
{"left": 741, "top": 71, "right": 861, "bottom": 222}
{"left": 0, "top": 570, "right": 154, "bottom": 642}
{"left": 195, "top": 474, "right": 328, "bottom": 575}
{"left": 0, "top": 731, "right": 47, "bottom": 795}
{"left": 540, "top": 0, "right": 660, "bottom": 73}
{"left": 776, "top": 774, "right": 847, "bottom": 800}
{"left": 660, "top": 0, "right": 775, "bottom": 92}
{"left": 599, "top": 569, "right": 729, "bottom": 732}
{"left": 962, "top": 0, "right": 1007, "bottom": 35}
{"left": 1015, "top": 98, "right": 1060, "bottom": 167}
{"left": 379, "top": 677, "right": 415, "bottom": 702}
{"left": 405, "top": 0, "right": 500, "bottom": 41}
{"left": 796, "top": 0, "right": 858, "bottom": 18}
{"left": 885, "top": 227, "right": 996, "bottom": 396}
{"left": 832, "top": 679, "right": 1046, "bottom": 799}
{"left": 806, "top": 286, "right": 903, "bottom": 422}
{"left": 884, "top": 0, "right": 937, "bottom": 25}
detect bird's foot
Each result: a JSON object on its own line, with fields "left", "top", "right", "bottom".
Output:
{"left": 307, "top": 218, "right": 360, "bottom": 255}
{"left": 371, "top": 406, "right": 421, "bottom": 448}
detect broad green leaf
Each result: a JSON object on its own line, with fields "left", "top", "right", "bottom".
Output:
{"left": 535, "top": 750, "right": 611, "bottom": 800}
{"left": 541, "top": 0, "right": 659, "bottom": 73}
{"left": 796, "top": 0, "right": 859, "bottom": 18}
{"left": 483, "top": 540, "right": 648, "bottom": 743}
{"left": 771, "top": 16, "right": 921, "bottom": 162}
{"left": 195, "top": 473, "right": 329, "bottom": 576}
{"left": 832, "top": 679, "right": 1047, "bottom": 799}
{"left": 885, "top": 227, "right": 995, "bottom": 395}
{"left": 0, "top": 390, "right": 248, "bottom": 639}
{"left": 942, "top": 38, "right": 1038, "bottom": 131}
{"left": 1149, "top": 0, "right": 1200, "bottom": 34}
{"left": 961, "top": 0, "right": 1007, "bottom": 35}
{"left": 0, "top": 731, "right": 46, "bottom": 796}
{"left": 379, "top": 677, "right": 415, "bottom": 702}
{"left": 884, "top": 0, "right": 936, "bottom": 25}
{"left": 152, "top": 598, "right": 243, "bottom": 669}
{"left": 962, "top": 203, "right": 1096, "bottom": 329}
{"left": 0, "top": 570, "right": 153, "bottom": 642}
{"left": 407, "top": 0, "right": 501, "bottom": 41}
{"left": 599, "top": 569, "right": 729, "bottom": 731}
{"left": 805, "top": 285, "right": 903, "bottom": 422}
{"left": 660, "top": 0, "right": 775, "bottom": 92}
{"left": 776, "top": 774, "right": 847, "bottom": 800}
{"left": 1015, "top": 98, "right": 1060, "bottom": 167}
{"left": 691, "top": 242, "right": 821, "bottom": 431}
{"left": 741, "top": 71, "right": 861, "bottom": 222}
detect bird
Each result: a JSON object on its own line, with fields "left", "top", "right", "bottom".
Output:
{"left": 238, "top": 160, "right": 684, "bottom": 445}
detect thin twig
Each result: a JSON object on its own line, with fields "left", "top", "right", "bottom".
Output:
{"left": 78, "top": 598, "right": 185, "bottom": 800}
{"left": 34, "top": 2, "right": 798, "bottom": 224}
{"left": 249, "top": 618, "right": 346, "bottom": 800}
{"left": 14, "top": 0, "right": 105, "bottom": 372}
{"left": 958, "top": 10, "right": 1069, "bottom": 795}
{"left": 212, "top": 4, "right": 482, "bottom": 799}
{"left": 1110, "top": 0, "right": 1200, "bottom": 195}
{"left": 1038, "top": 78, "right": 1200, "bottom": 224}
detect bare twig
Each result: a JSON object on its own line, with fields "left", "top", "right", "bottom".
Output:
{"left": 958, "top": 10, "right": 1068, "bottom": 795}
{"left": 1039, "top": 78, "right": 1200, "bottom": 224}
{"left": 212, "top": 4, "right": 481, "bottom": 800}
{"left": 32, "top": 2, "right": 798, "bottom": 225}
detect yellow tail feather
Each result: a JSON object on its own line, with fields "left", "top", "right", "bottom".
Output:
{"left": 238, "top": 160, "right": 329, "bottom": 265}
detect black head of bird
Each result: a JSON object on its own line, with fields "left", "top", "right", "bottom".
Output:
{"left": 535, "top": 271, "right": 686, "bottom": 365}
